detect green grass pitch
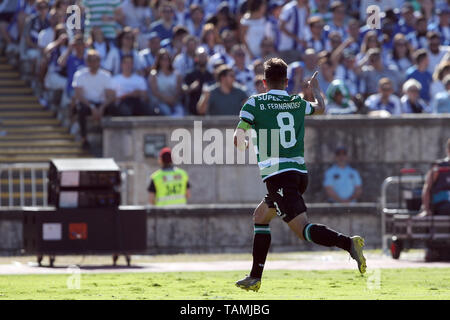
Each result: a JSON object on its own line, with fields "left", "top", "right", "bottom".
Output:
{"left": 1, "top": 268, "right": 449, "bottom": 300}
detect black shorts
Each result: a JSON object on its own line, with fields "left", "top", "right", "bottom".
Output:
{"left": 264, "top": 170, "right": 308, "bottom": 223}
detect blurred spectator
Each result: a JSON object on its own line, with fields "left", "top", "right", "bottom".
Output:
{"left": 365, "top": 77, "right": 402, "bottom": 115}
{"left": 183, "top": 47, "right": 215, "bottom": 115}
{"left": 278, "top": 0, "right": 309, "bottom": 59}
{"left": 310, "top": 0, "right": 331, "bottom": 23}
{"left": 200, "top": 23, "right": 223, "bottom": 56}
{"left": 162, "top": 25, "right": 188, "bottom": 57}
{"left": 173, "top": 35, "right": 198, "bottom": 77}
{"left": 119, "top": 0, "right": 152, "bottom": 49}
{"left": 43, "top": 24, "right": 68, "bottom": 92}
{"left": 324, "top": 1, "right": 347, "bottom": 40}
{"left": 258, "top": 36, "right": 277, "bottom": 61}
{"left": 139, "top": 31, "right": 160, "bottom": 77}
{"left": 21, "top": 0, "right": 50, "bottom": 65}
{"left": 325, "top": 79, "right": 357, "bottom": 115}
{"left": 406, "top": 48, "right": 433, "bottom": 102}
{"left": 148, "top": 48, "right": 184, "bottom": 116}
{"left": 400, "top": 78, "right": 430, "bottom": 113}
{"left": 173, "top": 0, "right": 188, "bottom": 26}
{"left": 323, "top": 146, "right": 362, "bottom": 203}
{"left": 386, "top": 33, "right": 413, "bottom": 73}
{"left": 72, "top": 50, "right": 116, "bottom": 149}
{"left": 148, "top": 147, "right": 191, "bottom": 206}
{"left": 301, "top": 47, "right": 318, "bottom": 79}
{"left": 346, "top": 18, "right": 361, "bottom": 53}
{"left": 429, "top": 4, "right": 449, "bottom": 46}
{"left": 0, "top": 0, "right": 20, "bottom": 55}
{"left": 426, "top": 31, "right": 450, "bottom": 74}
{"left": 112, "top": 54, "right": 148, "bottom": 116}
{"left": 186, "top": 4, "right": 205, "bottom": 38}
{"left": 394, "top": 2, "right": 416, "bottom": 36}
{"left": 197, "top": 64, "right": 247, "bottom": 115}
{"left": 432, "top": 74, "right": 450, "bottom": 113}
{"left": 431, "top": 60, "right": 450, "bottom": 100}
{"left": 266, "top": 0, "right": 283, "bottom": 52}
{"left": 83, "top": 0, "right": 124, "bottom": 43}
{"left": 334, "top": 47, "right": 360, "bottom": 98}
{"left": 37, "top": 8, "right": 63, "bottom": 51}
{"left": 251, "top": 58, "right": 264, "bottom": 75}
{"left": 326, "top": 30, "right": 343, "bottom": 54}
{"left": 317, "top": 52, "right": 335, "bottom": 92}
{"left": 286, "top": 60, "right": 303, "bottom": 94}
{"left": 359, "top": 48, "right": 403, "bottom": 96}
{"left": 86, "top": 26, "right": 112, "bottom": 67}
{"left": 205, "top": 2, "right": 237, "bottom": 35}
{"left": 239, "top": 0, "right": 269, "bottom": 60}
{"left": 231, "top": 44, "right": 255, "bottom": 95}
{"left": 305, "top": 15, "right": 326, "bottom": 52}
{"left": 104, "top": 26, "right": 142, "bottom": 75}
{"left": 253, "top": 74, "right": 266, "bottom": 94}
{"left": 150, "top": 0, "right": 176, "bottom": 42}
{"left": 58, "top": 33, "right": 86, "bottom": 98}
{"left": 406, "top": 14, "right": 428, "bottom": 50}
{"left": 208, "top": 29, "right": 236, "bottom": 71}
{"left": 356, "top": 30, "right": 382, "bottom": 66}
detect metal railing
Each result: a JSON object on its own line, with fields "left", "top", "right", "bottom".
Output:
{"left": 379, "top": 175, "right": 423, "bottom": 254}
{"left": 0, "top": 162, "right": 133, "bottom": 208}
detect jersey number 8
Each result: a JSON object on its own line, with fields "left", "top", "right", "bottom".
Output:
{"left": 276, "top": 112, "right": 297, "bottom": 149}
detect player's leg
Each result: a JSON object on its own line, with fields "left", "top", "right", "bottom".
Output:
{"left": 250, "top": 200, "right": 276, "bottom": 278}
{"left": 287, "top": 213, "right": 366, "bottom": 274}
{"left": 273, "top": 172, "right": 367, "bottom": 274}
{"left": 236, "top": 200, "right": 276, "bottom": 292}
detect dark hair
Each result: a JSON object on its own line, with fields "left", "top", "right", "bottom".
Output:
{"left": 117, "top": 26, "right": 135, "bottom": 48}
{"left": 173, "top": 26, "right": 189, "bottom": 39}
{"left": 247, "top": 0, "right": 266, "bottom": 13}
{"left": 215, "top": 64, "right": 232, "bottom": 82}
{"left": 153, "top": 48, "right": 173, "bottom": 72}
{"left": 413, "top": 48, "right": 428, "bottom": 64}
{"left": 264, "top": 58, "right": 288, "bottom": 88}
{"left": 427, "top": 30, "right": 440, "bottom": 40}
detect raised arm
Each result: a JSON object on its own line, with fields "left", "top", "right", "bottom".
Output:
{"left": 307, "top": 71, "right": 325, "bottom": 114}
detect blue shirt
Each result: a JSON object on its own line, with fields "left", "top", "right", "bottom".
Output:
{"left": 324, "top": 164, "right": 362, "bottom": 201}
{"left": 66, "top": 53, "right": 86, "bottom": 96}
{"left": 406, "top": 66, "right": 433, "bottom": 102}
{"left": 150, "top": 20, "right": 175, "bottom": 41}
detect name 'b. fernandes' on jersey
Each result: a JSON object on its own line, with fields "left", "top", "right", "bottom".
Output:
{"left": 239, "top": 89, "right": 315, "bottom": 181}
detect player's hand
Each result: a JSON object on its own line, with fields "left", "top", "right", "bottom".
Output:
{"left": 307, "top": 71, "right": 319, "bottom": 90}
{"left": 234, "top": 129, "right": 249, "bottom": 151}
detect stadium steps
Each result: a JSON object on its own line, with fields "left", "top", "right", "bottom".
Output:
{"left": 0, "top": 55, "right": 92, "bottom": 205}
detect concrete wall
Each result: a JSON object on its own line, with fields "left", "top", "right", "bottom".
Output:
{"left": 0, "top": 204, "right": 380, "bottom": 255}
{"left": 102, "top": 114, "right": 450, "bottom": 206}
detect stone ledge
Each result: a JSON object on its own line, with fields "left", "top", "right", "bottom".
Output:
{"left": 102, "top": 114, "right": 450, "bottom": 129}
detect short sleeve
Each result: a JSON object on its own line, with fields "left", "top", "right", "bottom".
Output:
{"left": 147, "top": 179, "right": 156, "bottom": 193}
{"left": 103, "top": 73, "right": 114, "bottom": 90}
{"left": 137, "top": 75, "right": 147, "bottom": 91}
{"left": 72, "top": 70, "right": 82, "bottom": 88}
{"left": 239, "top": 96, "right": 257, "bottom": 125}
{"left": 304, "top": 100, "right": 315, "bottom": 115}
{"left": 279, "top": 5, "right": 292, "bottom": 23}
{"left": 323, "top": 168, "right": 334, "bottom": 187}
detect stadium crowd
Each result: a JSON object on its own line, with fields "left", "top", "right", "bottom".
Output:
{"left": 0, "top": 0, "right": 449, "bottom": 146}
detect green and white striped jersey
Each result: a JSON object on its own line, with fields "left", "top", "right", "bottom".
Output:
{"left": 239, "top": 89, "right": 315, "bottom": 181}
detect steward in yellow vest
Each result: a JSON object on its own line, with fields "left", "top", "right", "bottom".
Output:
{"left": 148, "top": 147, "right": 190, "bottom": 206}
